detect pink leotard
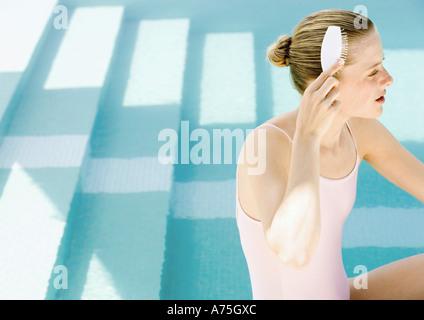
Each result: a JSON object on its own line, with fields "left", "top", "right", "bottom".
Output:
{"left": 236, "top": 121, "right": 360, "bottom": 300}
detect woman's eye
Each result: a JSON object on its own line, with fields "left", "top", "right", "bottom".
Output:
{"left": 369, "top": 57, "right": 385, "bottom": 77}
{"left": 369, "top": 70, "right": 379, "bottom": 77}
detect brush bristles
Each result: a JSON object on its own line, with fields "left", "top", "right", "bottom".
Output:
{"left": 333, "top": 28, "right": 349, "bottom": 76}
{"left": 340, "top": 28, "right": 349, "bottom": 61}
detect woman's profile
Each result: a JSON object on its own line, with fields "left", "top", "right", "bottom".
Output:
{"left": 236, "top": 9, "right": 424, "bottom": 300}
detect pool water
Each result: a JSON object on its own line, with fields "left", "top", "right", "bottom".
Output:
{"left": 0, "top": 0, "right": 423, "bottom": 300}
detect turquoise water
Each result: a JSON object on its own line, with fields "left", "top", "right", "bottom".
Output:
{"left": 0, "top": 0, "right": 422, "bottom": 299}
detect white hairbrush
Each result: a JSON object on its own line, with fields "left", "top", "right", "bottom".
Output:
{"left": 320, "top": 26, "right": 348, "bottom": 72}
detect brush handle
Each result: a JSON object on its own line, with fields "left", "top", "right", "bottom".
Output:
{"left": 321, "top": 26, "right": 343, "bottom": 72}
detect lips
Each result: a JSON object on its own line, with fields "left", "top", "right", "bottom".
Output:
{"left": 376, "top": 96, "right": 385, "bottom": 103}
{"left": 376, "top": 90, "right": 386, "bottom": 101}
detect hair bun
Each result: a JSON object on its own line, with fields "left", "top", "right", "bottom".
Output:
{"left": 267, "top": 35, "right": 292, "bottom": 67}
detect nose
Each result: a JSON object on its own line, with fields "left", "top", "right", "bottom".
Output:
{"left": 381, "top": 68, "right": 393, "bottom": 87}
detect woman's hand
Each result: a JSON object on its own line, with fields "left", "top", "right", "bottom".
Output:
{"left": 295, "top": 59, "right": 345, "bottom": 139}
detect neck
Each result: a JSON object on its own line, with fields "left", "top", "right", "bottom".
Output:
{"left": 320, "top": 111, "right": 350, "bottom": 151}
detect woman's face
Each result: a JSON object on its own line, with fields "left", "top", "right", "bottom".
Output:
{"left": 337, "top": 28, "right": 393, "bottom": 119}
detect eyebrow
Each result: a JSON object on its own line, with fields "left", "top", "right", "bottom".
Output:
{"left": 367, "top": 61, "right": 382, "bottom": 70}
{"left": 366, "top": 53, "right": 385, "bottom": 70}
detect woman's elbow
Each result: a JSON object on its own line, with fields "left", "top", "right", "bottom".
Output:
{"left": 265, "top": 231, "right": 315, "bottom": 270}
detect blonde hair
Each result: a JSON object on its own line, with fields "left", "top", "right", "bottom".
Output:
{"left": 267, "top": 9, "right": 375, "bottom": 94}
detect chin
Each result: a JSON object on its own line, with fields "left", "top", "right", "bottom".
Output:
{"left": 375, "top": 103, "right": 384, "bottom": 118}
{"left": 366, "top": 101, "right": 384, "bottom": 118}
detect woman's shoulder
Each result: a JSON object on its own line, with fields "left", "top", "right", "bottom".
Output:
{"left": 261, "top": 110, "right": 297, "bottom": 141}
{"left": 236, "top": 111, "right": 295, "bottom": 222}
{"left": 238, "top": 110, "right": 296, "bottom": 174}
{"left": 247, "top": 109, "right": 297, "bottom": 142}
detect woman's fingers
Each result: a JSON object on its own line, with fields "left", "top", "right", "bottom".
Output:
{"left": 316, "top": 76, "right": 339, "bottom": 100}
{"left": 322, "top": 86, "right": 340, "bottom": 106}
{"left": 330, "top": 99, "right": 341, "bottom": 111}
{"left": 295, "top": 58, "right": 344, "bottom": 138}
{"left": 322, "top": 58, "right": 345, "bottom": 77}
{"left": 306, "top": 58, "right": 345, "bottom": 94}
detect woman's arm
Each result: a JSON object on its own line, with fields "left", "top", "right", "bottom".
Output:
{"left": 245, "top": 60, "right": 345, "bottom": 269}
{"left": 360, "top": 118, "right": 424, "bottom": 204}
{"left": 266, "top": 131, "right": 322, "bottom": 268}
{"left": 241, "top": 126, "right": 322, "bottom": 269}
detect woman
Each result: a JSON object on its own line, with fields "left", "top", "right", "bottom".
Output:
{"left": 236, "top": 9, "right": 424, "bottom": 300}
